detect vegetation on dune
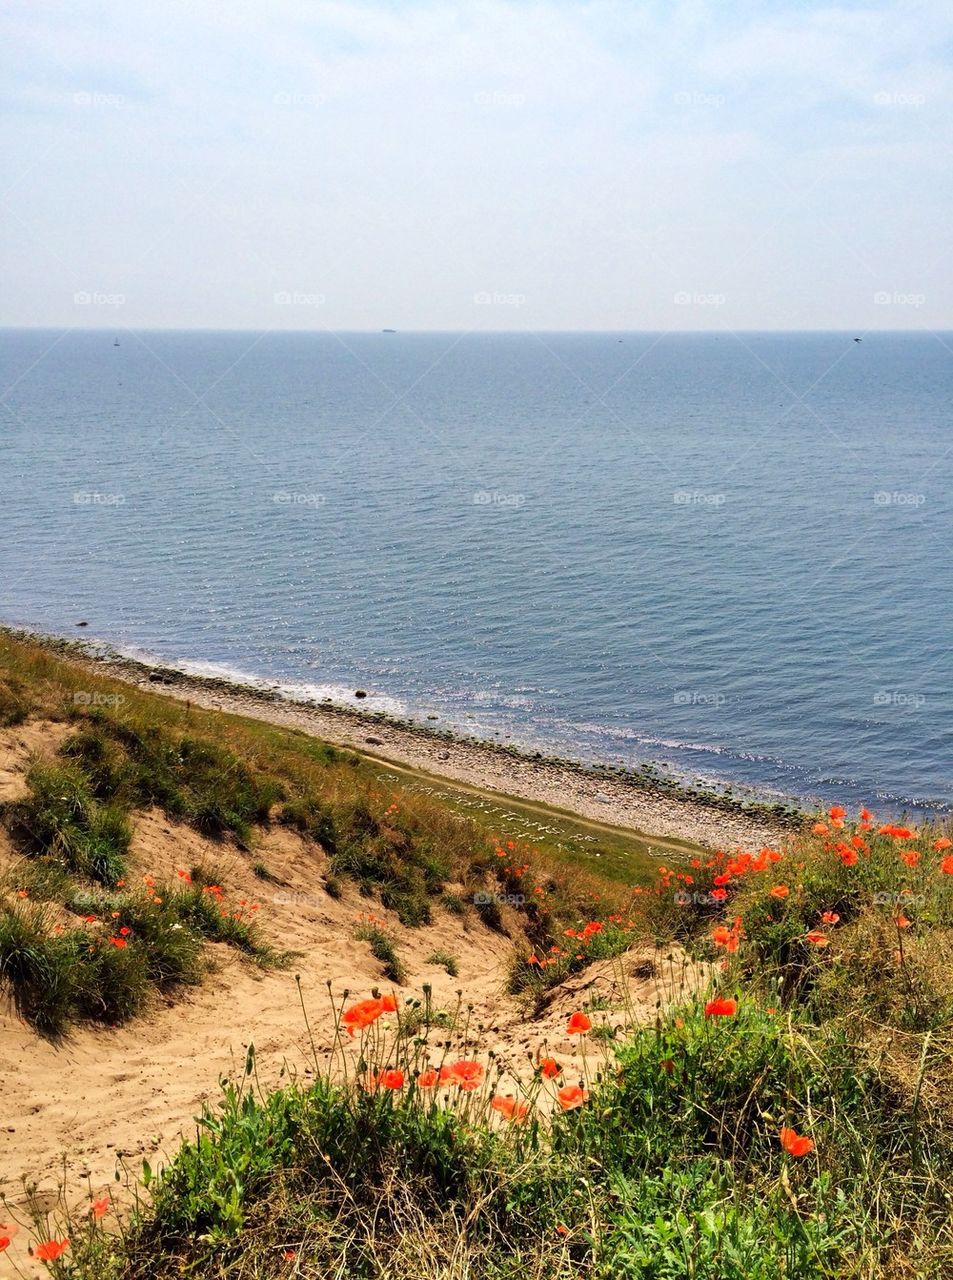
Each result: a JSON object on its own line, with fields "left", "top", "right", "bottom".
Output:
{"left": 5, "top": 806, "right": 952, "bottom": 1278}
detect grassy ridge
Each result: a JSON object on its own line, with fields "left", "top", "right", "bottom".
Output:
{"left": 0, "top": 632, "right": 663, "bottom": 1035}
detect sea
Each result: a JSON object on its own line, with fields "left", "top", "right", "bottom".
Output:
{"left": 2, "top": 328, "right": 951, "bottom": 816}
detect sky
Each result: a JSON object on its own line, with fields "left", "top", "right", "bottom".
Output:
{"left": 1, "top": 0, "right": 951, "bottom": 331}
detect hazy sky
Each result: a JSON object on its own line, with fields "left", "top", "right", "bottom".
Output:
{"left": 2, "top": 0, "right": 951, "bottom": 330}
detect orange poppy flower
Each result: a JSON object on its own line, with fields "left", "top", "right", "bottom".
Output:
{"left": 539, "top": 1057, "right": 561, "bottom": 1078}
{"left": 341, "top": 997, "right": 385, "bottom": 1036}
{"left": 769, "top": 885, "right": 789, "bottom": 899}
{"left": 812, "top": 822, "right": 829, "bottom": 836}
{"left": 829, "top": 806, "right": 846, "bottom": 820}
{"left": 108, "top": 937, "right": 127, "bottom": 949}
{"left": 933, "top": 836, "right": 952, "bottom": 850}
{"left": 804, "top": 930, "right": 829, "bottom": 947}
{"left": 90, "top": 1196, "right": 109, "bottom": 1220}
{"left": 820, "top": 911, "right": 840, "bottom": 925}
{"left": 941, "top": 855, "right": 953, "bottom": 875}
{"left": 895, "top": 913, "right": 911, "bottom": 929}
{"left": 416, "top": 1069, "right": 438, "bottom": 1088}
{"left": 380, "top": 994, "right": 398, "bottom": 1013}
{"left": 704, "top": 997, "right": 737, "bottom": 1017}
{"left": 566, "top": 1012, "right": 592, "bottom": 1035}
{"left": 443, "top": 1060, "right": 485, "bottom": 1090}
{"left": 0, "top": 1223, "right": 19, "bottom": 1252}
{"left": 556, "top": 1084, "right": 588, "bottom": 1111}
{"left": 34, "top": 1240, "right": 69, "bottom": 1262}
{"left": 779, "top": 1127, "right": 814, "bottom": 1157}
{"left": 899, "top": 850, "right": 919, "bottom": 868}
{"left": 490, "top": 1095, "right": 529, "bottom": 1122}
{"left": 370, "top": 1069, "right": 404, "bottom": 1090}
{"left": 839, "top": 847, "right": 859, "bottom": 866}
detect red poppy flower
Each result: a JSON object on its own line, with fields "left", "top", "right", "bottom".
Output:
{"left": 380, "top": 994, "right": 398, "bottom": 1013}
{"left": 370, "top": 1069, "right": 404, "bottom": 1090}
{"left": 941, "top": 855, "right": 953, "bottom": 875}
{"left": 416, "top": 1069, "right": 438, "bottom": 1088}
{"left": 900, "top": 850, "right": 919, "bottom": 868}
{"left": 933, "top": 836, "right": 952, "bottom": 850}
{"left": 710, "top": 887, "right": 728, "bottom": 901}
{"left": 704, "top": 997, "right": 737, "bottom": 1017}
{"left": 820, "top": 911, "right": 840, "bottom": 925}
{"left": 779, "top": 1127, "right": 814, "bottom": 1157}
{"left": 812, "top": 822, "right": 829, "bottom": 836}
{"left": 108, "top": 937, "right": 127, "bottom": 949}
{"left": 490, "top": 1095, "right": 529, "bottom": 1122}
{"left": 0, "top": 1222, "right": 19, "bottom": 1252}
{"left": 118, "top": 926, "right": 131, "bottom": 937}
{"left": 443, "top": 1060, "right": 485, "bottom": 1090}
{"left": 566, "top": 1012, "right": 591, "bottom": 1035}
{"left": 90, "top": 1196, "right": 109, "bottom": 1220}
{"left": 556, "top": 1084, "right": 587, "bottom": 1111}
{"left": 34, "top": 1239, "right": 69, "bottom": 1262}
{"left": 804, "top": 930, "right": 829, "bottom": 947}
{"left": 341, "top": 997, "right": 386, "bottom": 1036}
{"left": 829, "top": 806, "right": 846, "bottom": 820}
{"left": 769, "top": 885, "right": 789, "bottom": 899}
{"left": 895, "top": 913, "right": 912, "bottom": 929}
{"left": 539, "top": 1057, "right": 561, "bottom": 1078}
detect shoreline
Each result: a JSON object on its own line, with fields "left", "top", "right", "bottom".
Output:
{"left": 3, "top": 626, "right": 806, "bottom": 851}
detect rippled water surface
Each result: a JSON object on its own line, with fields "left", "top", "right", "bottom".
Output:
{"left": 2, "top": 329, "right": 951, "bottom": 813}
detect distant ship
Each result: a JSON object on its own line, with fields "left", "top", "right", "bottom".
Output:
{"left": 382, "top": 328, "right": 396, "bottom": 333}
{"left": 114, "top": 338, "right": 120, "bottom": 346}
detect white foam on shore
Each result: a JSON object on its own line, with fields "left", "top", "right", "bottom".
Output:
{"left": 113, "top": 645, "right": 409, "bottom": 718}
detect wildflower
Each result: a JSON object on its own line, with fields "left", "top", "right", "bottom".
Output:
{"left": 341, "top": 997, "right": 385, "bottom": 1036}
{"left": 283, "top": 1250, "right": 296, "bottom": 1261}
{"left": 900, "top": 850, "right": 919, "bottom": 868}
{"left": 15, "top": 889, "right": 28, "bottom": 899}
{"left": 0, "top": 1222, "right": 19, "bottom": 1252}
{"left": 710, "top": 887, "right": 728, "bottom": 902}
{"left": 177, "top": 869, "right": 192, "bottom": 882}
{"left": 934, "top": 836, "right": 952, "bottom": 850}
{"left": 448, "top": 1060, "right": 486, "bottom": 1090}
{"left": 659, "top": 1057, "right": 675, "bottom": 1074}
{"left": 108, "top": 937, "right": 127, "bottom": 949}
{"left": 490, "top": 1095, "right": 529, "bottom": 1122}
{"left": 804, "top": 930, "right": 829, "bottom": 947}
{"left": 539, "top": 1057, "right": 561, "bottom": 1078}
{"left": 839, "top": 847, "right": 859, "bottom": 867}
{"left": 941, "top": 855, "right": 953, "bottom": 875}
{"left": 566, "top": 1011, "right": 591, "bottom": 1035}
{"left": 812, "top": 822, "right": 829, "bottom": 836}
{"left": 34, "top": 1239, "right": 69, "bottom": 1262}
{"left": 375, "top": 1069, "right": 404, "bottom": 1090}
{"left": 895, "top": 913, "right": 912, "bottom": 929}
{"left": 779, "top": 1127, "right": 814, "bottom": 1157}
{"left": 118, "top": 926, "right": 131, "bottom": 937}
{"left": 555, "top": 1223, "right": 569, "bottom": 1235}
{"left": 556, "top": 1084, "right": 588, "bottom": 1111}
{"left": 416, "top": 1069, "right": 438, "bottom": 1088}
{"left": 829, "top": 805, "right": 846, "bottom": 821}
{"left": 84, "top": 915, "right": 97, "bottom": 923}
{"left": 90, "top": 1196, "right": 109, "bottom": 1220}
{"left": 704, "top": 997, "right": 737, "bottom": 1017}
{"left": 769, "top": 885, "right": 789, "bottom": 899}
{"left": 820, "top": 911, "right": 840, "bottom": 925}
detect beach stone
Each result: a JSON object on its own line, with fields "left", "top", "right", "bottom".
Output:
{"left": 354, "top": 689, "right": 367, "bottom": 698}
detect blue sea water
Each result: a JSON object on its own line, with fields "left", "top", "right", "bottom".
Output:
{"left": 1, "top": 329, "right": 951, "bottom": 816}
